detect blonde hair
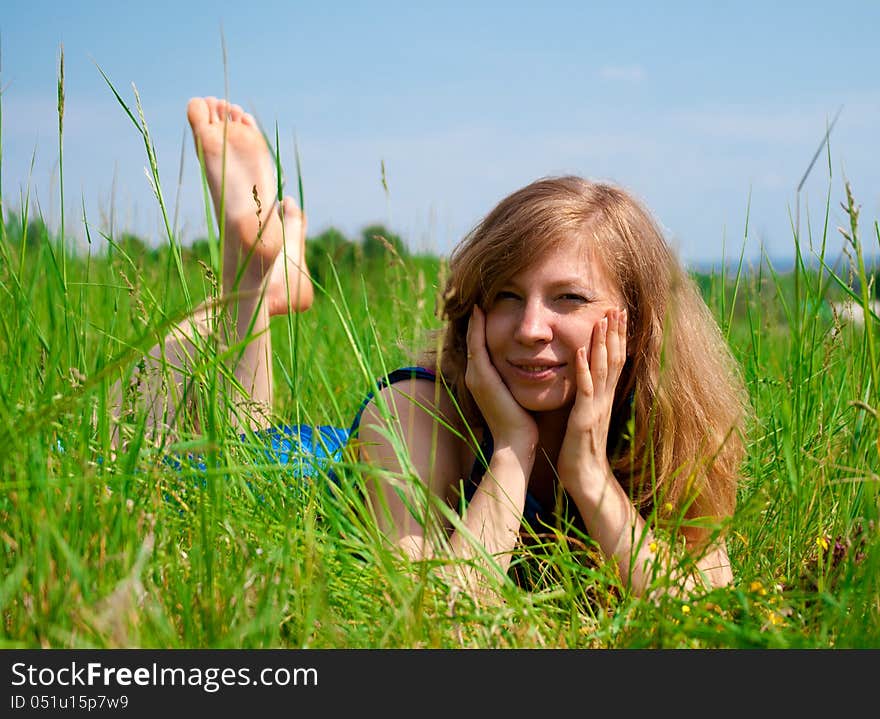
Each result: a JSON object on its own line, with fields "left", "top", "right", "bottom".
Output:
{"left": 428, "top": 176, "right": 750, "bottom": 546}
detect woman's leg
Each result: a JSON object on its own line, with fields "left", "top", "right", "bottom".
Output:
{"left": 112, "top": 97, "right": 313, "bottom": 447}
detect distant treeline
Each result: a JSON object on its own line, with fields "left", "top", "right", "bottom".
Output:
{"left": 3, "top": 209, "right": 878, "bottom": 300}
{"left": 2, "top": 209, "right": 419, "bottom": 282}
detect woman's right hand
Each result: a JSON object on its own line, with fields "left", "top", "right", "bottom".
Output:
{"left": 465, "top": 305, "right": 539, "bottom": 457}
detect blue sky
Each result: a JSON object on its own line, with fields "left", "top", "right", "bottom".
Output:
{"left": 4, "top": 0, "right": 879, "bottom": 266}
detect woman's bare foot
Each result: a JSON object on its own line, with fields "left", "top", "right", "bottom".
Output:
{"left": 186, "top": 96, "right": 313, "bottom": 313}
{"left": 187, "top": 96, "right": 280, "bottom": 260}
{"left": 264, "top": 196, "right": 313, "bottom": 315}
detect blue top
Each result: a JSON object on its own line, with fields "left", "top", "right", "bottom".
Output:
{"left": 255, "top": 365, "right": 549, "bottom": 526}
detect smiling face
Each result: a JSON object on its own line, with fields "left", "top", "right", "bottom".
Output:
{"left": 484, "top": 236, "right": 623, "bottom": 415}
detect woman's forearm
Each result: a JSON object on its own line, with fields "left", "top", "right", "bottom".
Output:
{"left": 446, "top": 443, "right": 534, "bottom": 587}
{"left": 564, "top": 466, "right": 658, "bottom": 594}
{"left": 564, "top": 465, "right": 723, "bottom": 596}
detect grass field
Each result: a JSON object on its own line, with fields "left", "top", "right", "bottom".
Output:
{"left": 1, "top": 70, "right": 878, "bottom": 649}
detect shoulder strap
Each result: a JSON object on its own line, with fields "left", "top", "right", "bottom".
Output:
{"left": 348, "top": 366, "right": 437, "bottom": 437}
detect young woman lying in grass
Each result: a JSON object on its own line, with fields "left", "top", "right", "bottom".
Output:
{"left": 120, "top": 95, "right": 750, "bottom": 598}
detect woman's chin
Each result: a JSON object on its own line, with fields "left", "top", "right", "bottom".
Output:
{"left": 511, "top": 390, "right": 573, "bottom": 415}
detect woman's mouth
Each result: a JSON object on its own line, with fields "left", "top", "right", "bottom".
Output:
{"left": 507, "top": 360, "right": 565, "bottom": 380}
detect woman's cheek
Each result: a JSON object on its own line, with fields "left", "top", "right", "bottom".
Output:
{"left": 581, "top": 314, "right": 605, "bottom": 348}
{"left": 483, "top": 312, "right": 506, "bottom": 361}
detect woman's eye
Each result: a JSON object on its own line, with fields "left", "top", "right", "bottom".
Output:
{"left": 559, "top": 293, "right": 588, "bottom": 303}
{"left": 494, "top": 291, "right": 520, "bottom": 302}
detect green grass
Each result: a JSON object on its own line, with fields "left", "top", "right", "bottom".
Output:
{"left": 1, "top": 65, "right": 878, "bottom": 649}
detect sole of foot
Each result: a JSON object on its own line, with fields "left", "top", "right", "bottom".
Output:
{"left": 186, "top": 96, "right": 282, "bottom": 262}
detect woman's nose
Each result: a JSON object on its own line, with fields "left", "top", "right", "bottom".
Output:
{"left": 513, "top": 300, "right": 553, "bottom": 343}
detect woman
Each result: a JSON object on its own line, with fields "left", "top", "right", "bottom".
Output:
{"left": 127, "top": 96, "right": 749, "bottom": 598}
{"left": 357, "top": 178, "right": 748, "bottom": 596}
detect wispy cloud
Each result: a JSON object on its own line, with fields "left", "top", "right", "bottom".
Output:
{"left": 597, "top": 64, "right": 645, "bottom": 82}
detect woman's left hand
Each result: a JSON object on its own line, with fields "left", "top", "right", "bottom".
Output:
{"left": 558, "top": 307, "right": 628, "bottom": 488}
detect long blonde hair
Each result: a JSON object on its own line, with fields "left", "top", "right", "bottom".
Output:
{"left": 428, "top": 176, "right": 749, "bottom": 545}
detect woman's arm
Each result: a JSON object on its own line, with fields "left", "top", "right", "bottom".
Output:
{"left": 358, "top": 380, "right": 533, "bottom": 589}
{"left": 359, "top": 307, "right": 539, "bottom": 592}
{"left": 558, "top": 309, "right": 732, "bottom": 595}
{"left": 562, "top": 459, "right": 732, "bottom": 595}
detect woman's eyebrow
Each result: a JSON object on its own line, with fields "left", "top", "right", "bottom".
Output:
{"left": 502, "top": 275, "right": 592, "bottom": 288}
{"left": 544, "top": 278, "right": 597, "bottom": 292}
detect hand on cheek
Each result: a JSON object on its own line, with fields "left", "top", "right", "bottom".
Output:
{"left": 465, "top": 306, "right": 538, "bottom": 451}
{"left": 560, "top": 308, "right": 628, "bottom": 476}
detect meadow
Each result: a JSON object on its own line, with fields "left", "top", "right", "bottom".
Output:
{"left": 1, "top": 70, "right": 878, "bottom": 650}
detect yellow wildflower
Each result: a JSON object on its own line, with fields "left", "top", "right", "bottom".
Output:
{"left": 766, "top": 611, "right": 785, "bottom": 627}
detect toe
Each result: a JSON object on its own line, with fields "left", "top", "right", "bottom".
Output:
{"left": 218, "top": 99, "right": 233, "bottom": 121}
{"left": 186, "top": 97, "right": 210, "bottom": 128}
{"left": 281, "top": 196, "right": 301, "bottom": 218}
{"left": 210, "top": 97, "right": 228, "bottom": 122}
{"left": 282, "top": 196, "right": 307, "bottom": 234}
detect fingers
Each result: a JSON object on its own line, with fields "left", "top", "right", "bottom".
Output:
{"left": 465, "top": 305, "right": 491, "bottom": 373}
{"left": 583, "top": 308, "right": 627, "bottom": 399}
{"left": 575, "top": 345, "right": 594, "bottom": 397}
{"left": 465, "top": 305, "right": 479, "bottom": 362}
{"left": 569, "top": 308, "right": 628, "bottom": 443}
{"left": 466, "top": 305, "right": 513, "bottom": 399}
{"left": 604, "top": 308, "right": 626, "bottom": 383}
{"left": 589, "top": 316, "right": 609, "bottom": 391}
{"left": 465, "top": 307, "right": 501, "bottom": 400}
{"left": 611, "top": 307, "right": 627, "bottom": 377}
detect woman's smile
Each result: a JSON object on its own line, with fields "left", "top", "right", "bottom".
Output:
{"left": 506, "top": 358, "right": 566, "bottom": 380}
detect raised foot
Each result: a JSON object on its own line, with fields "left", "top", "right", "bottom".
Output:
{"left": 264, "top": 196, "right": 314, "bottom": 315}
{"left": 186, "top": 96, "right": 281, "bottom": 262}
